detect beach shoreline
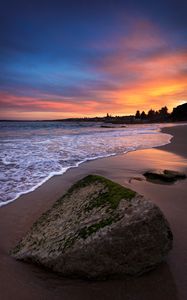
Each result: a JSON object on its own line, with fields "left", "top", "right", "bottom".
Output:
{"left": 0, "top": 122, "right": 174, "bottom": 208}
{"left": 0, "top": 124, "right": 187, "bottom": 300}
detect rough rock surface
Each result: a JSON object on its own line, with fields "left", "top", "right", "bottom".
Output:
{"left": 12, "top": 175, "right": 173, "bottom": 279}
{"left": 144, "top": 169, "right": 186, "bottom": 184}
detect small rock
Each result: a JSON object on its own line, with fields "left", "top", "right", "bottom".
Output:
{"left": 144, "top": 169, "right": 186, "bottom": 184}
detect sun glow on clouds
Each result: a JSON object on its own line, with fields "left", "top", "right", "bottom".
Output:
{"left": 0, "top": 18, "right": 187, "bottom": 120}
{"left": 87, "top": 21, "right": 187, "bottom": 114}
{"left": 0, "top": 92, "right": 118, "bottom": 119}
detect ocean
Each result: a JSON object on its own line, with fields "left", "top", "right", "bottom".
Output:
{"left": 0, "top": 121, "right": 173, "bottom": 206}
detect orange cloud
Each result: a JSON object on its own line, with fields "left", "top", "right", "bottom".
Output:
{"left": 88, "top": 20, "right": 187, "bottom": 114}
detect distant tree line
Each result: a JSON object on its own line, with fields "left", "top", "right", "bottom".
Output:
{"left": 135, "top": 103, "right": 187, "bottom": 123}
{"left": 104, "top": 103, "right": 187, "bottom": 124}
{"left": 52, "top": 102, "right": 187, "bottom": 124}
{"left": 135, "top": 106, "right": 169, "bottom": 122}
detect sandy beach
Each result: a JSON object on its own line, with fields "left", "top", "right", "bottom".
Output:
{"left": 0, "top": 124, "right": 187, "bottom": 300}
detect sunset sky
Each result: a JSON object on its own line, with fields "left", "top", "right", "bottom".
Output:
{"left": 1, "top": 0, "right": 187, "bottom": 120}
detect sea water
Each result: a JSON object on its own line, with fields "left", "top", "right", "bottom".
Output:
{"left": 0, "top": 121, "right": 173, "bottom": 206}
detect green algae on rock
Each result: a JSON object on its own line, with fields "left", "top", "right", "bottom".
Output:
{"left": 12, "top": 175, "right": 173, "bottom": 279}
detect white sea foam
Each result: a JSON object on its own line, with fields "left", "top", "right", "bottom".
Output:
{"left": 0, "top": 122, "right": 174, "bottom": 207}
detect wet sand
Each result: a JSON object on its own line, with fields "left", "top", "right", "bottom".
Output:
{"left": 0, "top": 125, "right": 187, "bottom": 300}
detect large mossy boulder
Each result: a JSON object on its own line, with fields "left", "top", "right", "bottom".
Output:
{"left": 12, "top": 175, "right": 173, "bottom": 279}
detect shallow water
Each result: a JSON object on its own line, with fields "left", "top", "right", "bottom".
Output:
{"left": 0, "top": 121, "right": 173, "bottom": 206}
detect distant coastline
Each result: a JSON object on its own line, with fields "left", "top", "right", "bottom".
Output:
{"left": 1, "top": 102, "right": 186, "bottom": 124}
